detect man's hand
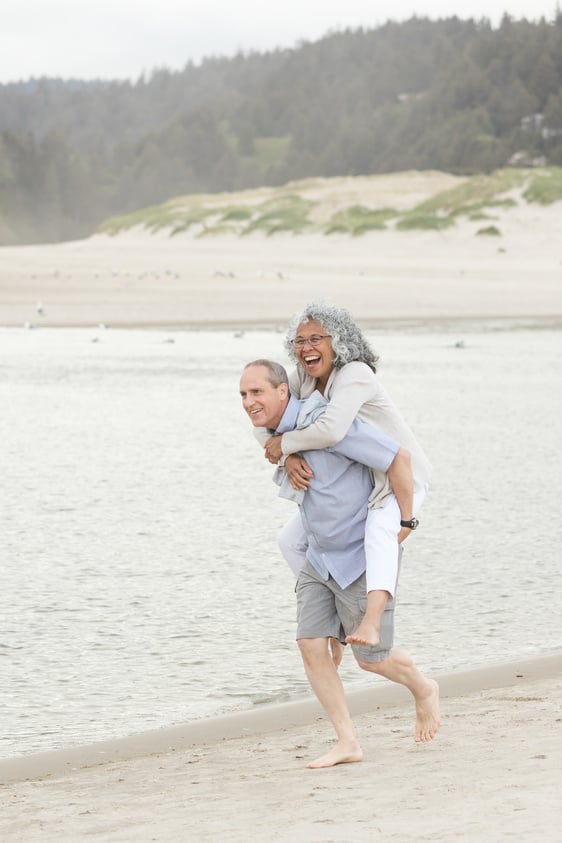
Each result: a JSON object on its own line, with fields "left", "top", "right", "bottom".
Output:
{"left": 264, "top": 435, "right": 283, "bottom": 464}
{"left": 285, "top": 454, "right": 314, "bottom": 490}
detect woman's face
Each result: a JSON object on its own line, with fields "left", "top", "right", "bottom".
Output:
{"left": 294, "top": 319, "right": 335, "bottom": 386}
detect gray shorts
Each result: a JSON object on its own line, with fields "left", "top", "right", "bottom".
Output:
{"left": 295, "top": 555, "right": 401, "bottom": 664}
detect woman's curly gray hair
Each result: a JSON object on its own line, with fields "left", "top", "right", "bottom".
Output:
{"left": 284, "top": 300, "right": 379, "bottom": 372}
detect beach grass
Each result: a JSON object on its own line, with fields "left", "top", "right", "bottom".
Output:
{"left": 417, "top": 168, "right": 529, "bottom": 214}
{"left": 219, "top": 207, "right": 254, "bottom": 222}
{"left": 324, "top": 205, "right": 397, "bottom": 235}
{"left": 241, "top": 195, "right": 314, "bottom": 235}
{"left": 100, "top": 203, "right": 213, "bottom": 235}
{"left": 97, "top": 166, "right": 562, "bottom": 238}
{"left": 395, "top": 212, "right": 455, "bottom": 231}
{"left": 475, "top": 224, "right": 502, "bottom": 236}
{"left": 523, "top": 168, "right": 562, "bottom": 204}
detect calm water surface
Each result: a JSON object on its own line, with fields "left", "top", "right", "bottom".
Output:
{"left": 1, "top": 324, "right": 561, "bottom": 759}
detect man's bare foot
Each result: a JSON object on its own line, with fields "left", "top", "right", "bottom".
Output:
{"left": 345, "top": 619, "right": 380, "bottom": 647}
{"left": 307, "top": 740, "right": 363, "bottom": 769}
{"left": 414, "top": 678, "right": 440, "bottom": 742}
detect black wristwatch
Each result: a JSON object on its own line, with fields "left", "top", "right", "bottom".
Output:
{"left": 400, "top": 518, "right": 419, "bottom": 530}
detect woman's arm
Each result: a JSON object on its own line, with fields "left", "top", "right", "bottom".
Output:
{"left": 387, "top": 448, "right": 415, "bottom": 543}
{"left": 279, "top": 362, "right": 376, "bottom": 456}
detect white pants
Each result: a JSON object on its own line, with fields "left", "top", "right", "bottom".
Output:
{"left": 277, "top": 487, "right": 427, "bottom": 597}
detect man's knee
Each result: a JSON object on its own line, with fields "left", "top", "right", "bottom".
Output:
{"left": 298, "top": 637, "right": 327, "bottom": 661}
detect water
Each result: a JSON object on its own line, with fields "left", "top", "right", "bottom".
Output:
{"left": 1, "top": 324, "right": 561, "bottom": 760}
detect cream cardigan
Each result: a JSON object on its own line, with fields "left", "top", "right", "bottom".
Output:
{"left": 281, "top": 361, "right": 432, "bottom": 508}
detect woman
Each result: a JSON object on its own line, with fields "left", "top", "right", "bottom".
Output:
{"left": 264, "top": 300, "right": 432, "bottom": 647}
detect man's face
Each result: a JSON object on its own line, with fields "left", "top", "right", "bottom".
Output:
{"left": 240, "top": 365, "right": 288, "bottom": 429}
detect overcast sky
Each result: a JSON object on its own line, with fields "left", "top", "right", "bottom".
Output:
{"left": 1, "top": 0, "right": 560, "bottom": 83}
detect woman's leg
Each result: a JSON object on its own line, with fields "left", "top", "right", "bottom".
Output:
{"left": 277, "top": 510, "right": 308, "bottom": 576}
{"left": 346, "top": 488, "right": 427, "bottom": 647}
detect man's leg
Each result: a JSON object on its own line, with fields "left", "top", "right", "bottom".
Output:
{"left": 279, "top": 518, "right": 344, "bottom": 670}
{"left": 296, "top": 564, "right": 363, "bottom": 768}
{"left": 356, "top": 649, "right": 440, "bottom": 742}
{"left": 298, "top": 637, "right": 363, "bottom": 768}
{"left": 338, "top": 563, "right": 440, "bottom": 743}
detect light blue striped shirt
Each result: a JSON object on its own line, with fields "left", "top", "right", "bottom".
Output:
{"left": 273, "top": 392, "right": 399, "bottom": 589}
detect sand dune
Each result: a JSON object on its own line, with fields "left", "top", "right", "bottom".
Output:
{"left": 1, "top": 171, "right": 561, "bottom": 330}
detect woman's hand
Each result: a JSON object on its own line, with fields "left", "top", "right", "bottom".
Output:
{"left": 264, "top": 435, "right": 283, "bottom": 464}
{"left": 397, "top": 526, "right": 412, "bottom": 544}
{"left": 285, "top": 454, "right": 314, "bottom": 491}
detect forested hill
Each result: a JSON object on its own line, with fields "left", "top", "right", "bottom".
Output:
{"left": 1, "top": 14, "right": 562, "bottom": 245}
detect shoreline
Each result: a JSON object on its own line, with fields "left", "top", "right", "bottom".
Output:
{"left": 1, "top": 650, "right": 560, "bottom": 785}
{"left": 1, "top": 653, "right": 561, "bottom": 843}
{"left": 3, "top": 314, "right": 562, "bottom": 332}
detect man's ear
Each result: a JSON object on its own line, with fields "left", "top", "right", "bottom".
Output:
{"left": 279, "top": 383, "right": 289, "bottom": 400}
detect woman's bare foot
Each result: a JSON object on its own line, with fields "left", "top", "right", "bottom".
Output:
{"left": 307, "top": 740, "right": 363, "bottom": 769}
{"left": 414, "top": 678, "right": 440, "bottom": 742}
{"left": 345, "top": 619, "right": 380, "bottom": 647}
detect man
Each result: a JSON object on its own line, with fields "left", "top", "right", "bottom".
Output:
{"left": 240, "top": 359, "right": 440, "bottom": 769}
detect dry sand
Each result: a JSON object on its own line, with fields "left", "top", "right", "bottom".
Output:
{"left": 0, "top": 654, "right": 561, "bottom": 842}
{"left": 1, "top": 171, "right": 561, "bottom": 329}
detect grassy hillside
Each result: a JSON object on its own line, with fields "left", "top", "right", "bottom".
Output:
{"left": 98, "top": 167, "right": 562, "bottom": 238}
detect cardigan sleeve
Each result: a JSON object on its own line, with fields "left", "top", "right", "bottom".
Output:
{"left": 281, "top": 362, "right": 376, "bottom": 455}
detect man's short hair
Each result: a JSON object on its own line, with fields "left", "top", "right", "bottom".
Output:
{"left": 244, "top": 359, "right": 289, "bottom": 388}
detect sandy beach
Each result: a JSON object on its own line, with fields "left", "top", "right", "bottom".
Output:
{"left": 1, "top": 171, "right": 561, "bottom": 329}
{"left": 1, "top": 172, "right": 561, "bottom": 839}
{"left": 0, "top": 654, "right": 561, "bottom": 841}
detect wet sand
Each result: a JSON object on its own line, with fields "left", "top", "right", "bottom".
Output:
{"left": 0, "top": 654, "right": 561, "bottom": 841}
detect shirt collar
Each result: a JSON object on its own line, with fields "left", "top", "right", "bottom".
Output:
{"left": 274, "top": 394, "right": 301, "bottom": 435}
